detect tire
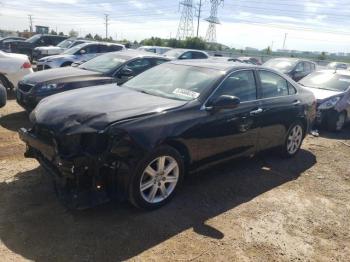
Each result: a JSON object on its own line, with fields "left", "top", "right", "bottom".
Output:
{"left": 0, "top": 84, "right": 7, "bottom": 108}
{"left": 280, "top": 122, "right": 305, "bottom": 158}
{"left": 128, "top": 146, "right": 184, "bottom": 210}
{"left": 327, "top": 111, "right": 346, "bottom": 132}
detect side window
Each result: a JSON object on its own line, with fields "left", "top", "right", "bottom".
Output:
{"left": 153, "top": 58, "right": 168, "bottom": 65}
{"left": 288, "top": 82, "right": 297, "bottom": 95}
{"left": 304, "top": 62, "right": 311, "bottom": 73}
{"left": 295, "top": 62, "right": 304, "bottom": 72}
{"left": 83, "top": 44, "right": 99, "bottom": 54}
{"left": 98, "top": 45, "right": 109, "bottom": 53}
{"left": 259, "top": 71, "right": 289, "bottom": 98}
{"left": 212, "top": 70, "right": 257, "bottom": 102}
{"left": 109, "top": 45, "right": 123, "bottom": 52}
{"left": 192, "top": 52, "right": 208, "bottom": 59}
{"left": 180, "top": 52, "right": 192, "bottom": 59}
{"left": 51, "top": 37, "right": 62, "bottom": 45}
{"left": 125, "top": 59, "right": 152, "bottom": 74}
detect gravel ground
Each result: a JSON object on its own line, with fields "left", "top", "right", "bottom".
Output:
{"left": 0, "top": 95, "right": 350, "bottom": 262}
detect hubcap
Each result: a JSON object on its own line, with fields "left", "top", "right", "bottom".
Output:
{"left": 140, "top": 156, "right": 179, "bottom": 204}
{"left": 287, "top": 125, "right": 303, "bottom": 155}
{"left": 336, "top": 113, "right": 346, "bottom": 130}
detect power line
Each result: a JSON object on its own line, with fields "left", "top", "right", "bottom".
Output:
{"left": 177, "top": 0, "right": 194, "bottom": 40}
{"left": 104, "top": 13, "right": 109, "bottom": 39}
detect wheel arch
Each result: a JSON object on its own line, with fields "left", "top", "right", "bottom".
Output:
{"left": 0, "top": 73, "right": 13, "bottom": 89}
{"left": 163, "top": 139, "right": 191, "bottom": 171}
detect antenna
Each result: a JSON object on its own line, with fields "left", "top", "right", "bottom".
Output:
{"left": 205, "top": 0, "right": 224, "bottom": 43}
{"left": 176, "top": 0, "right": 194, "bottom": 40}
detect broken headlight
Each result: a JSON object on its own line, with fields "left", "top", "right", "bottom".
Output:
{"left": 318, "top": 96, "right": 341, "bottom": 110}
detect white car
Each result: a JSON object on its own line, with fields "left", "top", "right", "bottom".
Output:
{"left": 0, "top": 51, "right": 33, "bottom": 90}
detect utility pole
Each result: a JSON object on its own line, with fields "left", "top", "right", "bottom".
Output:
{"left": 205, "top": 0, "right": 224, "bottom": 43}
{"left": 176, "top": 0, "right": 194, "bottom": 40}
{"left": 28, "top": 14, "right": 33, "bottom": 33}
{"left": 196, "top": 0, "right": 203, "bottom": 37}
{"left": 283, "top": 33, "right": 287, "bottom": 49}
{"left": 104, "top": 14, "right": 109, "bottom": 39}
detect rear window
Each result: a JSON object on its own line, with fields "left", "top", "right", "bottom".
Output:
{"left": 299, "top": 72, "right": 350, "bottom": 92}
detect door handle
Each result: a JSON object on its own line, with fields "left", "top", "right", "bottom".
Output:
{"left": 292, "top": 100, "right": 301, "bottom": 106}
{"left": 250, "top": 108, "right": 263, "bottom": 116}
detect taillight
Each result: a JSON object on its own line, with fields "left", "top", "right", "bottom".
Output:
{"left": 22, "top": 62, "right": 32, "bottom": 69}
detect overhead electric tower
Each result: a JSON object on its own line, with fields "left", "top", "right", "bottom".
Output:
{"left": 176, "top": 0, "right": 194, "bottom": 40}
{"left": 205, "top": 0, "right": 224, "bottom": 43}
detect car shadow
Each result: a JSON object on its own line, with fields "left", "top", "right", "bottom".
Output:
{"left": 0, "top": 150, "right": 316, "bottom": 261}
{"left": 318, "top": 124, "right": 350, "bottom": 140}
{"left": 0, "top": 110, "right": 31, "bottom": 132}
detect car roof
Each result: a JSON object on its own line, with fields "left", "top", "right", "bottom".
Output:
{"left": 139, "top": 46, "right": 171, "bottom": 49}
{"left": 104, "top": 50, "right": 170, "bottom": 60}
{"left": 314, "top": 69, "right": 350, "bottom": 76}
{"left": 169, "top": 59, "right": 257, "bottom": 72}
{"left": 170, "top": 48, "right": 208, "bottom": 53}
{"left": 267, "top": 57, "right": 314, "bottom": 63}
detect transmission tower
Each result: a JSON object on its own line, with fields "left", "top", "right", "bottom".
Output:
{"left": 176, "top": 0, "right": 194, "bottom": 40}
{"left": 205, "top": 0, "right": 224, "bottom": 43}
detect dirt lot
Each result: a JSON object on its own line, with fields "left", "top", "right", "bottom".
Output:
{"left": 0, "top": 95, "right": 350, "bottom": 262}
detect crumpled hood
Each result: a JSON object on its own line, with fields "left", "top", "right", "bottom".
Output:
{"left": 302, "top": 86, "right": 342, "bottom": 100}
{"left": 31, "top": 84, "right": 187, "bottom": 134}
{"left": 22, "top": 67, "right": 102, "bottom": 84}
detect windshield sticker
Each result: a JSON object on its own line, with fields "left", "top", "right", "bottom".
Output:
{"left": 339, "top": 78, "right": 350, "bottom": 83}
{"left": 173, "top": 88, "right": 200, "bottom": 99}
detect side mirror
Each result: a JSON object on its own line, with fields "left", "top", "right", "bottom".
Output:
{"left": 79, "top": 49, "right": 86, "bottom": 54}
{"left": 119, "top": 68, "right": 133, "bottom": 77}
{"left": 207, "top": 95, "right": 240, "bottom": 111}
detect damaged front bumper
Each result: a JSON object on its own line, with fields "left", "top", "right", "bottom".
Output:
{"left": 19, "top": 128, "right": 123, "bottom": 209}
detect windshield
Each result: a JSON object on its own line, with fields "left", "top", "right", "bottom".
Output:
{"left": 299, "top": 72, "right": 350, "bottom": 92}
{"left": 163, "top": 49, "right": 183, "bottom": 58}
{"left": 264, "top": 59, "right": 297, "bottom": 73}
{"left": 57, "top": 39, "right": 74, "bottom": 48}
{"left": 62, "top": 44, "right": 84, "bottom": 55}
{"left": 25, "top": 34, "right": 41, "bottom": 43}
{"left": 123, "top": 63, "right": 222, "bottom": 101}
{"left": 79, "top": 53, "right": 126, "bottom": 73}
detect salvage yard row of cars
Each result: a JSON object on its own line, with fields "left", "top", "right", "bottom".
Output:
{"left": 1, "top": 34, "right": 350, "bottom": 210}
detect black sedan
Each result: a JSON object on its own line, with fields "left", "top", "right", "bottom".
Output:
{"left": 19, "top": 61, "right": 315, "bottom": 210}
{"left": 264, "top": 58, "right": 317, "bottom": 81}
{"left": 299, "top": 70, "right": 350, "bottom": 131}
{"left": 16, "top": 50, "right": 170, "bottom": 111}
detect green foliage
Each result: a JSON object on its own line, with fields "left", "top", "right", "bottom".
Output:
{"left": 85, "top": 33, "right": 93, "bottom": 39}
{"left": 140, "top": 36, "right": 218, "bottom": 50}
{"left": 69, "top": 29, "right": 79, "bottom": 37}
{"left": 58, "top": 32, "right": 64, "bottom": 36}
{"left": 318, "top": 51, "right": 327, "bottom": 60}
{"left": 50, "top": 30, "right": 57, "bottom": 35}
{"left": 93, "top": 34, "right": 103, "bottom": 41}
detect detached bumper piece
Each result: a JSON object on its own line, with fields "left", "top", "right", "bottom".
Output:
{"left": 19, "top": 128, "right": 111, "bottom": 210}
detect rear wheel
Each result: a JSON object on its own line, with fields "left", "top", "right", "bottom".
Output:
{"left": 327, "top": 111, "right": 346, "bottom": 132}
{"left": 129, "top": 146, "right": 184, "bottom": 209}
{"left": 280, "top": 122, "right": 304, "bottom": 158}
{"left": 0, "top": 84, "right": 7, "bottom": 108}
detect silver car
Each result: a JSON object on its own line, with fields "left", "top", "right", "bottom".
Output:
{"left": 36, "top": 42, "right": 125, "bottom": 70}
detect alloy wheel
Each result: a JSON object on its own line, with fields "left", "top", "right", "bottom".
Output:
{"left": 140, "top": 156, "right": 179, "bottom": 204}
{"left": 287, "top": 125, "right": 303, "bottom": 155}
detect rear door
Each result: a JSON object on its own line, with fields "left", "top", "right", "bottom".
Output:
{"left": 255, "top": 69, "right": 301, "bottom": 151}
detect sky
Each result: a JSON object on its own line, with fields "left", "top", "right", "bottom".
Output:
{"left": 1, "top": 0, "right": 350, "bottom": 53}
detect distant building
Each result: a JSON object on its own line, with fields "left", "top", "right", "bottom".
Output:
{"left": 35, "top": 25, "right": 49, "bottom": 34}
{"left": 245, "top": 47, "right": 259, "bottom": 51}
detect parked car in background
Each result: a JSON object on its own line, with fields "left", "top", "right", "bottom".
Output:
{"left": 299, "top": 70, "right": 350, "bottom": 131}
{"left": 33, "top": 38, "right": 92, "bottom": 61}
{"left": 163, "top": 48, "right": 209, "bottom": 60}
{"left": 0, "top": 84, "right": 6, "bottom": 108}
{"left": 264, "top": 58, "right": 317, "bottom": 81}
{"left": 0, "top": 51, "right": 33, "bottom": 90}
{"left": 3, "top": 34, "right": 68, "bottom": 61}
{"left": 16, "top": 50, "right": 169, "bottom": 111}
{"left": 36, "top": 42, "right": 125, "bottom": 70}
{"left": 138, "top": 46, "right": 172, "bottom": 55}
{"left": 19, "top": 61, "right": 315, "bottom": 209}
{"left": 230, "top": 57, "right": 262, "bottom": 65}
{"left": 0, "top": 36, "right": 26, "bottom": 51}
{"left": 327, "top": 62, "right": 349, "bottom": 70}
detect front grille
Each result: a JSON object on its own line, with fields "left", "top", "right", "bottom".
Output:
{"left": 18, "top": 81, "right": 35, "bottom": 92}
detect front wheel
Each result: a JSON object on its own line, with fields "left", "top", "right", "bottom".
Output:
{"left": 129, "top": 146, "right": 184, "bottom": 209}
{"left": 280, "top": 122, "right": 304, "bottom": 158}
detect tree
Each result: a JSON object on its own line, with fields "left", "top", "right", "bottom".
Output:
{"left": 50, "top": 29, "right": 57, "bottom": 35}
{"left": 93, "top": 34, "right": 103, "bottom": 41}
{"left": 58, "top": 32, "right": 64, "bottom": 36}
{"left": 85, "top": 33, "right": 93, "bottom": 39}
{"left": 69, "top": 29, "right": 79, "bottom": 37}
{"left": 318, "top": 51, "right": 327, "bottom": 60}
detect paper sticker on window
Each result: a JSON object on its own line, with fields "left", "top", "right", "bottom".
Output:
{"left": 339, "top": 78, "right": 350, "bottom": 83}
{"left": 173, "top": 88, "right": 200, "bottom": 99}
